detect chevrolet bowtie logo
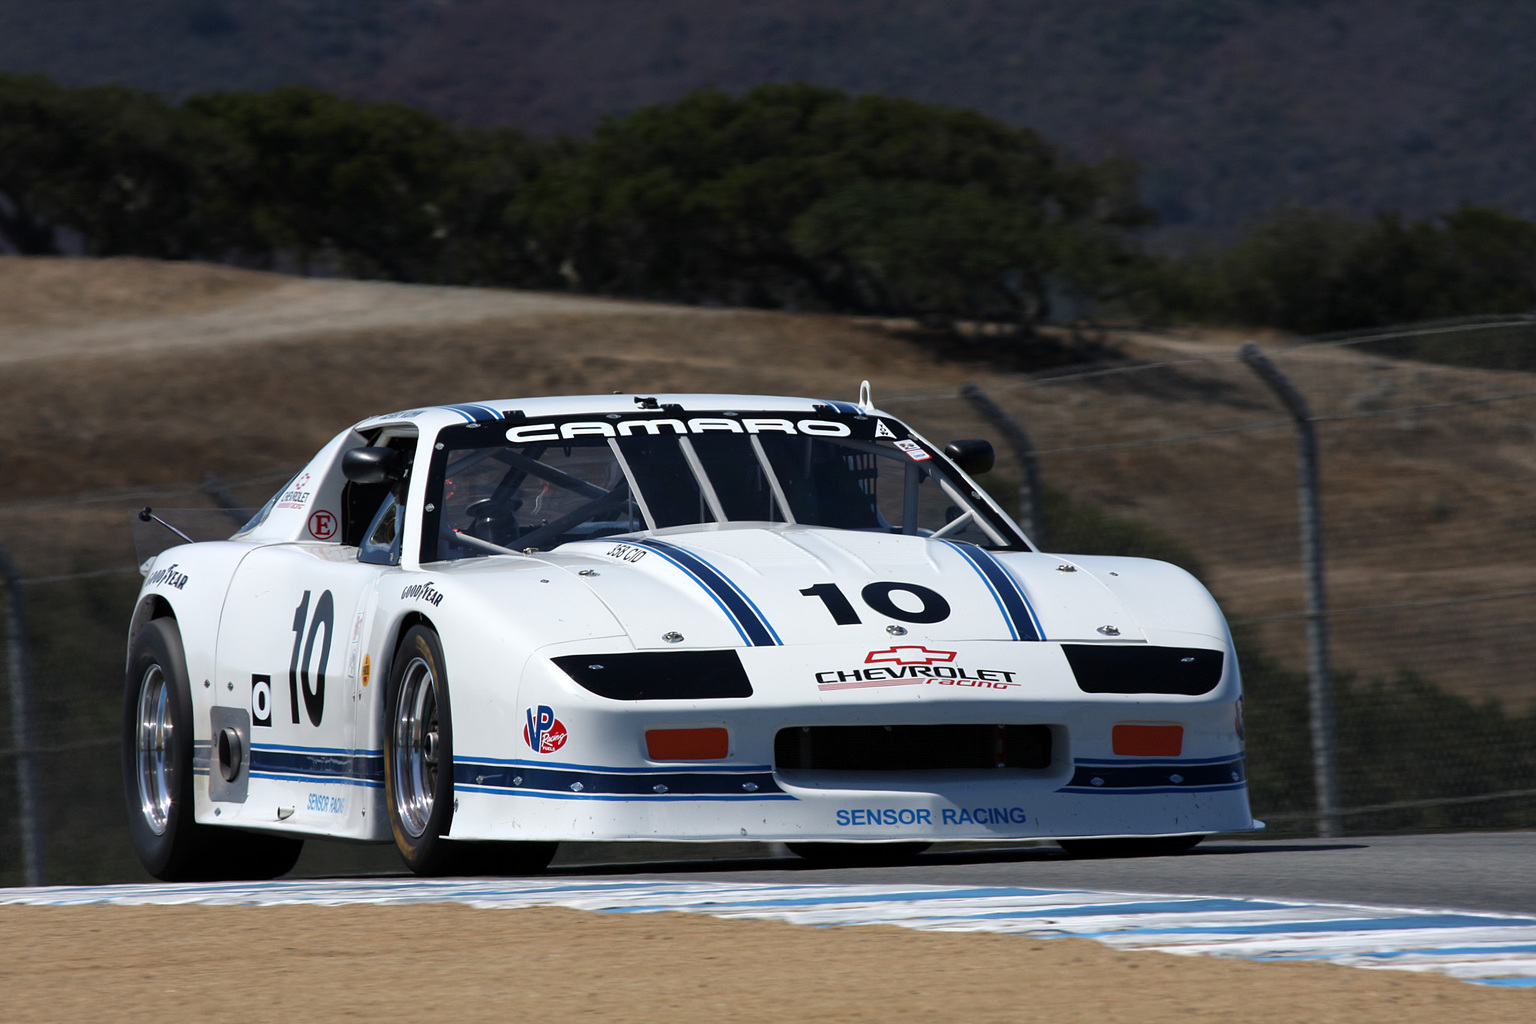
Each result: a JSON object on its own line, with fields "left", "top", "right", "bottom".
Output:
{"left": 864, "top": 646, "right": 958, "bottom": 666}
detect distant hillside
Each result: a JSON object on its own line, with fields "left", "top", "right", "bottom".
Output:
{"left": 2, "top": 1, "right": 1534, "bottom": 240}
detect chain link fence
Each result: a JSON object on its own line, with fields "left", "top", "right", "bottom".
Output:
{"left": 5, "top": 319, "right": 1536, "bottom": 884}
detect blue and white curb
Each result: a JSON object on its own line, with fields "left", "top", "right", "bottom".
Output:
{"left": 4, "top": 879, "right": 1535, "bottom": 988}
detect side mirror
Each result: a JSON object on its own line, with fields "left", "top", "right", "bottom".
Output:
{"left": 342, "top": 446, "right": 407, "bottom": 485}
{"left": 944, "top": 439, "right": 995, "bottom": 476}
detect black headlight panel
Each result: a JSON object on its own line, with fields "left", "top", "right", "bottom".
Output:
{"left": 552, "top": 650, "right": 754, "bottom": 700}
{"left": 1063, "top": 644, "right": 1224, "bottom": 695}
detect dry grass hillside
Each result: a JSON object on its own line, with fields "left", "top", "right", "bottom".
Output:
{"left": 4, "top": 255, "right": 1532, "bottom": 708}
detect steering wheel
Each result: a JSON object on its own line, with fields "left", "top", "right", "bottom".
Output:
{"left": 464, "top": 498, "right": 521, "bottom": 547}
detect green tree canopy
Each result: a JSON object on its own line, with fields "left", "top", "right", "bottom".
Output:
{"left": 185, "top": 87, "right": 540, "bottom": 281}
{"left": 521, "top": 84, "right": 1153, "bottom": 326}
{"left": 1161, "top": 204, "right": 1536, "bottom": 333}
{"left": 0, "top": 73, "right": 226, "bottom": 258}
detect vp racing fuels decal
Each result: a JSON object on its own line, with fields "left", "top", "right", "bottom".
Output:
{"left": 524, "top": 705, "right": 569, "bottom": 754}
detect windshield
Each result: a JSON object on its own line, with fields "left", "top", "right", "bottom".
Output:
{"left": 420, "top": 411, "right": 1024, "bottom": 561}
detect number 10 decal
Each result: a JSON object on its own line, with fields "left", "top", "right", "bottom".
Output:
{"left": 799, "top": 581, "right": 951, "bottom": 624}
{"left": 289, "top": 589, "right": 334, "bottom": 726}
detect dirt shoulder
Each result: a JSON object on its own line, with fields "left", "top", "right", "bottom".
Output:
{"left": 2, "top": 904, "right": 1528, "bottom": 1024}
{"left": 0, "top": 255, "right": 691, "bottom": 364}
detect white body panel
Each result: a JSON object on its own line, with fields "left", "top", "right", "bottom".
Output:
{"left": 129, "top": 392, "right": 1255, "bottom": 849}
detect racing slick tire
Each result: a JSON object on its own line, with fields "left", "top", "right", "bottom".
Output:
{"left": 1057, "top": 835, "right": 1205, "bottom": 858}
{"left": 123, "top": 618, "right": 303, "bottom": 881}
{"left": 384, "top": 625, "right": 555, "bottom": 876}
{"left": 787, "top": 842, "right": 931, "bottom": 865}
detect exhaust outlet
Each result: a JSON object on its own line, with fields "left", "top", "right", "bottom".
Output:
{"left": 216, "top": 726, "right": 244, "bottom": 783}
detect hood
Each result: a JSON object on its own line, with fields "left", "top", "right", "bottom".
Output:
{"left": 546, "top": 525, "right": 1169, "bottom": 652}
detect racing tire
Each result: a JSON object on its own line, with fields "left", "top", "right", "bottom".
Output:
{"left": 1057, "top": 835, "right": 1205, "bottom": 859}
{"left": 123, "top": 618, "right": 304, "bottom": 881}
{"left": 786, "top": 842, "right": 931, "bottom": 866}
{"left": 384, "top": 625, "right": 556, "bottom": 876}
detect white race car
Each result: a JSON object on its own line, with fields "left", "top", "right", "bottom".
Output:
{"left": 124, "top": 386, "right": 1256, "bottom": 880}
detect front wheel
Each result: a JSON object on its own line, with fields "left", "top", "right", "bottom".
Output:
{"left": 123, "top": 618, "right": 302, "bottom": 881}
{"left": 1057, "top": 835, "right": 1205, "bottom": 859}
{"left": 384, "top": 625, "right": 554, "bottom": 876}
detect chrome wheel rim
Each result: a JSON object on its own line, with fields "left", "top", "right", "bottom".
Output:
{"left": 135, "top": 664, "right": 174, "bottom": 836}
{"left": 393, "top": 655, "right": 440, "bottom": 838}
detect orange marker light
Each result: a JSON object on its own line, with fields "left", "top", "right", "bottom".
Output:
{"left": 1113, "top": 724, "right": 1183, "bottom": 757}
{"left": 646, "top": 727, "right": 729, "bottom": 761}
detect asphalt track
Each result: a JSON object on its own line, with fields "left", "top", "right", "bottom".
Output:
{"left": 280, "top": 829, "right": 1536, "bottom": 915}
{"left": 569, "top": 832, "right": 1536, "bottom": 916}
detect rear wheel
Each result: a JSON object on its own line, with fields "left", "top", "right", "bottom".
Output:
{"left": 1057, "top": 835, "right": 1205, "bottom": 859}
{"left": 123, "top": 618, "right": 302, "bottom": 881}
{"left": 384, "top": 625, "right": 554, "bottom": 876}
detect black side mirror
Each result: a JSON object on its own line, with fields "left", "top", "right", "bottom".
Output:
{"left": 944, "top": 439, "right": 995, "bottom": 476}
{"left": 343, "top": 446, "right": 407, "bottom": 485}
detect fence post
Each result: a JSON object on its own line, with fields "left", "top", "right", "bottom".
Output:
{"left": 1238, "top": 343, "right": 1340, "bottom": 838}
{"left": 960, "top": 382, "right": 1045, "bottom": 546}
{"left": 1, "top": 544, "right": 45, "bottom": 885}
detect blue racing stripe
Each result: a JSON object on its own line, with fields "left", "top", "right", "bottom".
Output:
{"left": 1076, "top": 754, "right": 1246, "bottom": 767}
{"left": 637, "top": 539, "right": 781, "bottom": 646}
{"left": 441, "top": 403, "right": 505, "bottom": 423}
{"left": 249, "top": 745, "right": 383, "bottom": 786}
{"left": 249, "top": 772, "right": 384, "bottom": 789}
{"left": 1060, "top": 757, "right": 1245, "bottom": 793}
{"left": 821, "top": 399, "right": 864, "bottom": 416}
{"left": 939, "top": 540, "right": 1043, "bottom": 640}
{"left": 454, "top": 760, "right": 786, "bottom": 799}
{"left": 459, "top": 754, "right": 773, "bottom": 774}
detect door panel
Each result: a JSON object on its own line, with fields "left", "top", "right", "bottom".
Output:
{"left": 214, "top": 544, "right": 387, "bottom": 836}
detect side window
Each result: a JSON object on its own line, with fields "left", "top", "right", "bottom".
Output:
{"left": 233, "top": 472, "right": 295, "bottom": 537}
{"left": 342, "top": 434, "right": 415, "bottom": 547}
{"left": 359, "top": 494, "right": 402, "bottom": 566}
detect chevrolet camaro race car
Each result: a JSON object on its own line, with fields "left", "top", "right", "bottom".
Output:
{"left": 124, "top": 386, "right": 1256, "bottom": 880}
